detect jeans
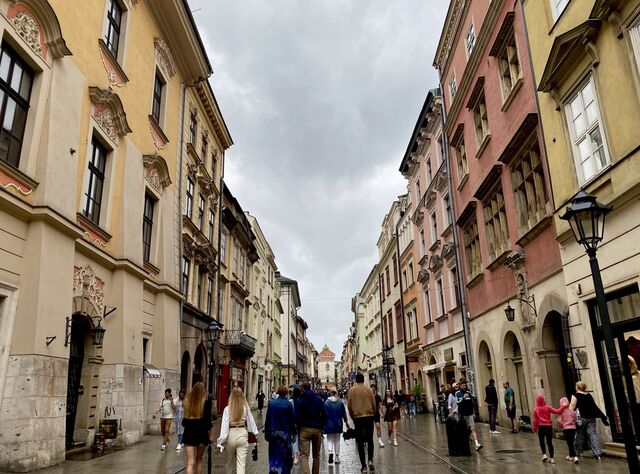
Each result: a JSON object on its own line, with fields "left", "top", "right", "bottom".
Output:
{"left": 299, "top": 427, "right": 322, "bottom": 474}
{"left": 563, "top": 429, "right": 576, "bottom": 458}
{"left": 487, "top": 405, "right": 498, "bottom": 431}
{"left": 226, "top": 427, "right": 249, "bottom": 474}
{"left": 575, "top": 418, "right": 601, "bottom": 456}
{"left": 538, "top": 425, "right": 554, "bottom": 458}
{"left": 353, "top": 416, "right": 374, "bottom": 468}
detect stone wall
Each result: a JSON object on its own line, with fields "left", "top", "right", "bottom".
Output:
{"left": 0, "top": 354, "right": 67, "bottom": 472}
{"left": 144, "top": 369, "right": 180, "bottom": 436}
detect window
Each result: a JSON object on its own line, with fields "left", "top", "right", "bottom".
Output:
{"left": 426, "top": 157, "right": 433, "bottom": 182}
{"left": 185, "top": 178, "right": 194, "bottom": 218}
{"left": 436, "top": 279, "right": 445, "bottom": 316}
{"left": 565, "top": 79, "right": 608, "bottom": 183}
{"left": 473, "top": 93, "right": 490, "bottom": 146}
{"left": 197, "top": 266, "right": 205, "bottom": 307}
{"left": 551, "top": 0, "right": 570, "bottom": 20}
{"left": 408, "top": 262, "right": 414, "bottom": 285}
{"left": 396, "top": 305, "right": 403, "bottom": 343}
{"left": 402, "top": 270, "right": 408, "bottom": 289}
{"left": 419, "top": 228, "right": 426, "bottom": 256}
{"left": 142, "top": 193, "right": 154, "bottom": 263}
{"left": 436, "top": 135, "right": 445, "bottom": 166}
{"left": 449, "top": 74, "right": 458, "bottom": 103}
{"left": 380, "top": 274, "right": 385, "bottom": 300}
{"left": 209, "top": 208, "right": 215, "bottom": 241}
{"left": 198, "top": 194, "right": 205, "bottom": 230}
{"left": 497, "top": 29, "right": 521, "bottom": 101}
{"left": 511, "top": 141, "right": 547, "bottom": 234}
{"left": 201, "top": 135, "right": 208, "bottom": 163}
{"left": 424, "top": 289, "right": 432, "bottom": 324}
{"left": 233, "top": 241, "right": 240, "bottom": 276}
{"left": 406, "top": 310, "right": 413, "bottom": 341}
{"left": 387, "top": 311, "right": 394, "bottom": 347}
{"left": 443, "top": 195, "right": 451, "bottom": 228}
{"left": 415, "top": 180, "right": 421, "bottom": 201}
{"left": 463, "top": 219, "right": 482, "bottom": 280}
{"left": 385, "top": 266, "right": 391, "bottom": 296}
{"left": 630, "top": 22, "right": 640, "bottom": 76}
{"left": 451, "top": 267, "right": 461, "bottom": 308}
{"left": 211, "top": 152, "right": 217, "bottom": 179}
{"left": 430, "top": 212, "right": 438, "bottom": 243}
{"left": 182, "top": 257, "right": 190, "bottom": 294}
{"left": 220, "top": 230, "right": 228, "bottom": 265}
{"left": 0, "top": 43, "right": 33, "bottom": 167}
{"left": 483, "top": 187, "right": 510, "bottom": 262}
{"left": 455, "top": 139, "right": 468, "bottom": 180}
{"left": 466, "top": 22, "right": 476, "bottom": 57}
{"left": 207, "top": 277, "right": 213, "bottom": 315}
{"left": 189, "top": 112, "right": 197, "bottom": 145}
{"left": 105, "top": 0, "right": 123, "bottom": 58}
{"left": 151, "top": 71, "right": 164, "bottom": 124}
{"left": 83, "top": 137, "right": 108, "bottom": 226}
{"left": 392, "top": 255, "right": 398, "bottom": 285}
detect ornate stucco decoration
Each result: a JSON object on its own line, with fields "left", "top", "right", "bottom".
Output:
{"left": 417, "top": 269, "right": 430, "bottom": 283}
{"left": 143, "top": 155, "right": 171, "bottom": 192}
{"left": 154, "top": 37, "right": 176, "bottom": 78}
{"left": 73, "top": 265, "right": 105, "bottom": 315}
{"left": 504, "top": 251, "right": 535, "bottom": 330}
{"left": 6, "top": 1, "right": 72, "bottom": 60}
{"left": 89, "top": 87, "right": 132, "bottom": 141}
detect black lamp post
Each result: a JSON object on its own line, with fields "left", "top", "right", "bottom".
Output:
{"left": 206, "top": 321, "right": 221, "bottom": 474}
{"left": 561, "top": 191, "right": 638, "bottom": 472}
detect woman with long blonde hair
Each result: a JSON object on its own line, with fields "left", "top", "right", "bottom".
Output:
{"left": 181, "top": 382, "right": 212, "bottom": 474}
{"left": 216, "top": 386, "right": 259, "bottom": 473}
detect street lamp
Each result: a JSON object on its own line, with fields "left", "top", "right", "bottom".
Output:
{"left": 504, "top": 303, "right": 516, "bottom": 322}
{"left": 503, "top": 295, "right": 537, "bottom": 322}
{"left": 206, "top": 321, "right": 221, "bottom": 474}
{"left": 560, "top": 191, "right": 638, "bottom": 472}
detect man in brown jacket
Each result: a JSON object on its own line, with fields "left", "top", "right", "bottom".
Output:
{"left": 347, "top": 373, "right": 377, "bottom": 473}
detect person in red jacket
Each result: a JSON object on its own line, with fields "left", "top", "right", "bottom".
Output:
{"left": 532, "top": 395, "right": 565, "bottom": 464}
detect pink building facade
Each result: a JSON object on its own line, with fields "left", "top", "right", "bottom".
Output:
{"left": 434, "top": 0, "right": 571, "bottom": 424}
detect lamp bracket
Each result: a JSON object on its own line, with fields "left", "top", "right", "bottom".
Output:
{"left": 512, "top": 294, "right": 538, "bottom": 318}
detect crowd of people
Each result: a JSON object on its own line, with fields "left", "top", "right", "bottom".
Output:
{"left": 154, "top": 375, "right": 612, "bottom": 473}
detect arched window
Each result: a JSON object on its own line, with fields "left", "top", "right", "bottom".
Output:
{"left": 325, "top": 363, "right": 330, "bottom": 371}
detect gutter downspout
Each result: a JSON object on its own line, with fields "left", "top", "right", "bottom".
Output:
{"left": 378, "top": 272, "right": 391, "bottom": 392}
{"left": 435, "top": 79, "right": 476, "bottom": 392}
{"left": 394, "top": 211, "right": 410, "bottom": 393}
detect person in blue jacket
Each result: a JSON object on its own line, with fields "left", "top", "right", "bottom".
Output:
{"left": 324, "top": 390, "right": 348, "bottom": 464}
{"left": 265, "top": 385, "right": 296, "bottom": 474}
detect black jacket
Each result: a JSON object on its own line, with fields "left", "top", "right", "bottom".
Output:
{"left": 295, "top": 390, "right": 327, "bottom": 430}
{"left": 485, "top": 384, "right": 498, "bottom": 406}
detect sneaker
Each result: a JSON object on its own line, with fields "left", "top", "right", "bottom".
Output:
{"left": 335, "top": 455, "right": 341, "bottom": 464}
{"left": 161, "top": 444, "right": 166, "bottom": 450}
{"left": 565, "top": 455, "right": 571, "bottom": 460}
{"left": 492, "top": 430, "right": 500, "bottom": 434}
{"left": 378, "top": 439, "right": 385, "bottom": 447}
{"left": 549, "top": 458, "right": 555, "bottom": 464}
{"left": 361, "top": 468, "right": 368, "bottom": 473}
{"left": 573, "top": 457, "right": 579, "bottom": 464}
{"left": 176, "top": 443, "right": 182, "bottom": 450}
{"left": 393, "top": 440, "right": 398, "bottom": 446}
{"left": 328, "top": 453, "right": 334, "bottom": 464}
{"left": 475, "top": 443, "right": 483, "bottom": 451}
{"left": 541, "top": 454, "right": 547, "bottom": 463}
{"left": 368, "top": 460, "right": 375, "bottom": 472}
{"left": 596, "top": 455, "right": 602, "bottom": 461}
{"left": 293, "top": 457, "right": 299, "bottom": 465}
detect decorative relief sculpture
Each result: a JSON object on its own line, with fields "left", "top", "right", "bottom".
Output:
{"left": 94, "top": 105, "right": 117, "bottom": 141}
{"left": 144, "top": 164, "right": 161, "bottom": 193}
{"left": 11, "top": 11, "right": 42, "bottom": 57}
{"left": 154, "top": 38, "right": 176, "bottom": 78}
{"left": 73, "top": 265, "right": 105, "bottom": 315}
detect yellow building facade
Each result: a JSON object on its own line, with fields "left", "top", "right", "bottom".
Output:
{"left": 0, "top": 0, "right": 223, "bottom": 470}
{"left": 523, "top": 0, "right": 640, "bottom": 448}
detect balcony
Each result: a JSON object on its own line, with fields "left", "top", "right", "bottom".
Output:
{"left": 224, "top": 330, "right": 256, "bottom": 358}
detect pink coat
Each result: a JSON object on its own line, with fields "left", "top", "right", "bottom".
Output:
{"left": 556, "top": 397, "right": 576, "bottom": 430}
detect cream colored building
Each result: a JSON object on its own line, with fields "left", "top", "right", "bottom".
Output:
{"left": 318, "top": 345, "right": 336, "bottom": 388}
{"left": 0, "top": 0, "right": 224, "bottom": 471}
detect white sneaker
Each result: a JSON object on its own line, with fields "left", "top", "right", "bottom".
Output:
{"left": 378, "top": 439, "right": 384, "bottom": 447}
{"left": 492, "top": 430, "right": 500, "bottom": 434}
{"left": 549, "top": 458, "right": 555, "bottom": 464}
{"left": 393, "top": 440, "right": 398, "bottom": 446}
{"left": 335, "top": 455, "right": 341, "bottom": 464}
{"left": 176, "top": 443, "right": 182, "bottom": 450}
{"left": 541, "top": 454, "right": 547, "bottom": 463}
{"left": 573, "top": 457, "right": 579, "bottom": 464}
{"left": 161, "top": 444, "right": 166, "bottom": 450}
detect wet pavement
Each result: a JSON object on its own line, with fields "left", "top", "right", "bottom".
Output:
{"left": 2, "top": 411, "right": 632, "bottom": 473}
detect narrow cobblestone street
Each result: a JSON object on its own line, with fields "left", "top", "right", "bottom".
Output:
{"left": 5, "top": 412, "right": 631, "bottom": 474}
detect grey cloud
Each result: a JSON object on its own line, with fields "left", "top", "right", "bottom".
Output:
{"left": 191, "top": 0, "right": 447, "bottom": 355}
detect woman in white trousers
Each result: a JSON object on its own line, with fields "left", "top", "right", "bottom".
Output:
{"left": 216, "top": 387, "right": 259, "bottom": 473}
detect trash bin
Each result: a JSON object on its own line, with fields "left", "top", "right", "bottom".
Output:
{"left": 445, "top": 412, "right": 471, "bottom": 456}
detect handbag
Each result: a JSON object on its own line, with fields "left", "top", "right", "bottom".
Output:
{"left": 343, "top": 427, "right": 357, "bottom": 441}
{"left": 248, "top": 431, "right": 258, "bottom": 444}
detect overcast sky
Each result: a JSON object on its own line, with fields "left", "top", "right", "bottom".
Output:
{"left": 191, "top": 0, "right": 447, "bottom": 360}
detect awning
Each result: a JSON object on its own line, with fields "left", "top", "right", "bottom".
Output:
{"left": 144, "top": 364, "right": 161, "bottom": 378}
{"left": 423, "top": 362, "right": 446, "bottom": 374}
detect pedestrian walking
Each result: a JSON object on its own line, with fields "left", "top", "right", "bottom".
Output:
{"left": 153, "top": 388, "right": 176, "bottom": 450}
{"left": 290, "top": 385, "right": 302, "bottom": 465}
{"left": 532, "top": 394, "right": 565, "bottom": 464}
{"left": 557, "top": 396, "right": 578, "bottom": 464}
{"left": 324, "top": 390, "right": 348, "bottom": 464}
{"left": 216, "top": 387, "right": 259, "bottom": 474}
{"left": 294, "top": 381, "right": 327, "bottom": 474}
{"left": 383, "top": 389, "right": 401, "bottom": 446}
{"left": 407, "top": 391, "right": 417, "bottom": 417}
{"left": 503, "top": 381, "right": 518, "bottom": 432}
{"left": 257, "top": 389, "right": 266, "bottom": 413}
{"left": 265, "top": 385, "right": 296, "bottom": 474}
{"left": 174, "top": 389, "right": 186, "bottom": 450}
{"left": 371, "top": 384, "right": 385, "bottom": 447}
{"left": 485, "top": 379, "right": 499, "bottom": 433}
{"left": 347, "top": 373, "right": 377, "bottom": 473}
{"left": 455, "top": 378, "right": 482, "bottom": 451}
{"left": 448, "top": 383, "right": 459, "bottom": 414}
{"left": 271, "top": 390, "right": 278, "bottom": 400}
{"left": 570, "top": 381, "right": 608, "bottom": 460}
{"left": 182, "top": 382, "right": 213, "bottom": 474}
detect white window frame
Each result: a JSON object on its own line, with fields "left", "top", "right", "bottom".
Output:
{"left": 424, "top": 289, "right": 432, "bottom": 325}
{"left": 551, "top": 0, "right": 570, "bottom": 21}
{"left": 564, "top": 77, "right": 610, "bottom": 184}
{"left": 449, "top": 73, "right": 458, "bottom": 103}
{"left": 466, "top": 21, "right": 476, "bottom": 57}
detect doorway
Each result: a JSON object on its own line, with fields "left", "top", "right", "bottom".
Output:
{"left": 541, "top": 312, "right": 572, "bottom": 405}
{"left": 65, "top": 315, "right": 90, "bottom": 448}
{"left": 504, "top": 331, "right": 529, "bottom": 417}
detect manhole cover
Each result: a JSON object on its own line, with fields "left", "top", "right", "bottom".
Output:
{"left": 495, "top": 449, "right": 524, "bottom": 454}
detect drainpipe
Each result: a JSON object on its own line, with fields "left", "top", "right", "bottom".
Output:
{"left": 435, "top": 78, "right": 476, "bottom": 393}
{"left": 394, "top": 209, "right": 410, "bottom": 393}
